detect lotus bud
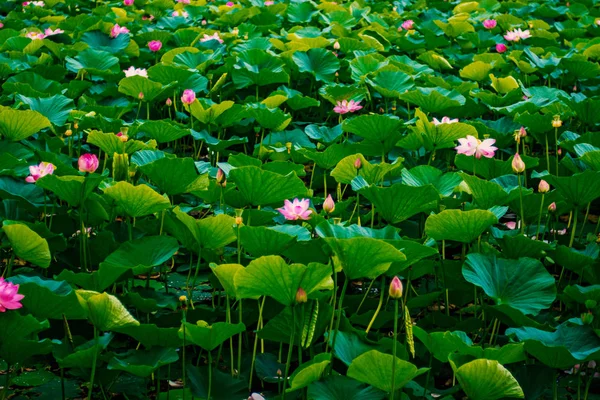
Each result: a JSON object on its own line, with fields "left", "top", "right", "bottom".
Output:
{"left": 232, "top": 27, "right": 239, "bottom": 35}
{"left": 116, "top": 132, "right": 128, "bottom": 142}
{"left": 65, "top": 129, "right": 72, "bottom": 137}
{"left": 166, "top": 98, "right": 172, "bottom": 106}
{"left": 276, "top": 369, "right": 282, "bottom": 377}
{"left": 138, "top": 92, "right": 144, "bottom": 100}
{"left": 511, "top": 153, "right": 525, "bottom": 174}
{"left": 496, "top": 43, "right": 507, "bottom": 53}
{"left": 78, "top": 153, "right": 99, "bottom": 173}
{"left": 582, "top": 311, "right": 594, "bottom": 325}
{"left": 519, "top": 126, "right": 527, "bottom": 137}
{"left": 389, "top": 276, "right": 403, "bottom": 299}
{"left": 354, "top": 157, "right": 362, "bottom": 170}
{"left": 552, "top": 115, "right": 562, "bottom": 128}
{"left": 235, "top": 216, "right": 243, "bottom": 225}
{"left": 538, "top": 180, "right": 550, "bottom": 193}
{"left": 548, "top": 202, "right": 557, "bottom": 213}
{"left": 181, "top": 89, "right": 196, "bottom": 105}
{"left": 323, "top": 194, "right": 335, "bottom": 214}
{"left": 216, "top": 168, "right": 225, "bottom": 184}
{"left": 285, "top": 141, "right": 292, "bottom": 154}
{"left": 202, "top": 20, "right": 207, "bottom": 25}
{"left": 333, "top": 41, "right": 340, "bottom": 50}
{"left": 179, "top": 295, "right": 187, "bottom": 302}
{"left": 295, "top": 287, "right": 307, "bottom": 304}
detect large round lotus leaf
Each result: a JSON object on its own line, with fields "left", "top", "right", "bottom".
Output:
{"left": 232, "top": 49, "right": 290, "bottom": 89}
{"left": 118, "top": 76, "right": 174, "bottom": 102}
{"left": 209, "top": 263, "right": 243, "bottom": 297}
{"left": 173, "top": 208, "right": 237, "bottom": 250}
{"left": 87, "top": 130, "right": 157, "bottom": 156}
{"left": 287, "top": 353, "right": 331, "bottom": 392}
{"left": 398, "top": 87, "right": 465, "bottom": 113}
{"left": 17, "top": 94, "right": 74, "bottom": 126}
{"left": 359, "top": 183, "right": 439, "bottom": 224}
{"left": 308, "top": 375, "right": 384, "bottom": 400}
{"left": 542, "top": 170, "right": 600, "bottom": 208}
{"left": 108, "top": 347, "right": 178, "bottom": 377}
{"left": 137, "top": 120, "right": 190, "bottom": 143}
{"left": 228, "top": 166, "right": 307, "bottom": 206}
{"left": 189, "top": 100, "right": 234, "bottom": 125}
{"left": 331, "top": 153, "right": 400, "bottom": 185}
{"left": 450, "top": 358, "right": 524, "bottom": 400}
{"left": 342, "top": 114, "right": 403, "bottom": 154}
{"left": 506, "top": 323, "right": 600, "bottom": 369}
{"left": 234, "top": 255, "right": 332, "bottom": 305}
{"left": 139, "top": 157, "right": 208, "bottom": 195}
{"left": 0, "top": 312, "right": 52, "bottom": 364}
{"left": 347, "top": 350, "right": 428, "bottom": 392}
{"left": 292, "top": 48, "right": 340, "bottom": 83}
{"left": 0, "top": 108, "right": 51, "bottom": 141}
{"left": 402, "top": 166, "right": 462, "bottom": 197}
{"left": 323, "top": 237, "right": 405, "bottom": 279}
{"left": 463, "top": 254, "right": 556, "bottom": 315}
{"left": 425, "top": 209, "right": 498, "bottom": 243}
{"left": 315, "top": 220, "right": 400, "bottom": 240}
{"left": 367, "top": 70, "right": 414, "bottom": 98}
{"left": 77, "top": 291, "right": 140, "bottom": 332}
{"left": 104, "top": 181, "right": 171, "bottom": 218}
{"left": 36, "top": 174, "right": 104, "bottom": 207}
{"left": 179, "top": 321, "right": 245, "bottom": 351}
{"left": 2, "top": 221, "right": 50, "bottom": 268}
{"left": 239, "top": 225, "right": 297, "bottom": 257}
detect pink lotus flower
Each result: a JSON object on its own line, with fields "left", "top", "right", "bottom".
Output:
{"left": 538, "top": 180, "right": 549, "bottom": 193}
{"left": 455, "top": 135, "right": 497, "bottom": 159}
{"left": 504, "top": 221, "right": 517, "bottom": 230}
{"left": 432, "top": 116, "right": 458, "bottom": 125}
{"left": 264, "top": 0, "right": 273, "bottom": 5}
{"left": 389, "top": 276, "right": 403, "bottom": 299}
{"left": 200, "top": 32, "right": 223, "bottom": 43}
{"left": 504, "top": 28, "right": 531, "bottom": 42}
{"left": 124, "top": 0, "right": 134, "bottom": 6}
{"left": 202, "top": 19, "right": 207, "bottom": 25}
{"left": 148, "top": 40, "right": 162, "bottom": 52}
{"left": 226, "top": 1, "right": 234, "bottom": 5}
{"left": 0, "top": 23, "right": 4, "bottom": 29}
{"left": 483, "top": 19, "right": 497, "bottom": 29}
{"left": 511, "top": 153, "right": 525, "bottom": 173}
{"left": 181, "top": 89, "right": 196, "bottom": 105}
{"left": 548, "top": 202, "right": 556, "bottom": 213}
{"left": 172, "top": 10, "right": 189, "bottom": 17}
{"left": 116, "top": 132, "right": 128, "bottom": 142}
{"left": 249, "top": 393, "right": 265, "bottom": 400}
{"left": 142, "top": 14, "right": 155, "bottom": 20}
{"left": 44, "top": 28, "right": 63, "bottom": 36}
{"left": 401, "top": 20, "right": 414, "bottom": 30}
{"left": 23, "top": 1, "right": 44, "bottom": 6}
{"left": 323, "top": 194, "right": 335, "bottom": 214}
{"left": 25, "top": 31, "right": 45, "bottom": 40}
{"left": 277, "top": 198, "right": 312, "bottom": 221}
{"left": 111, "top": 24, "right": 130, "bottom": 38}
{"left": 0, "top": 278, "right": 24, "bottom": 312}
{"left": 333, "top": 100, "right": 362, "bottom": 114}
{"left": 25, "top": 162, "right": 55, "bottom": 183}
{"left": 123, "top": 66, "right": 148, "bottom": 78}
{"left": 177, "top": 0, "right": 191, "bottom": 3}
{"left": 78, "top": 153, "right": 99, "bottom": 173}
{"left": 496, "top": 43, "right": 507, "bottom": 53}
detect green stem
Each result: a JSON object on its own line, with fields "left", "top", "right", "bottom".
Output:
{"left": 390, "top": 299, "right": 399, "bottom": 400}
{"left": 226, "top": 296, "right": 235, "bottom": 376}
{"left": 553, "top": 373, "right": 558, "bottom": 400}
{"left": 441, "top": 240, "right": 449, "bottom": 317}
{"left": 249, "top": 297, "right": 265, "bottom": 391}
{"left": 237, "top": 299, "right": 243, "bottom": 377}
{"left": 365, "top": 276, "right": 385, "bottom": 333}
{"left": 422, "top": 353, "right": 433, "bottom": 399}
{"left": 545, "top": 134, "right": 550, "bottom": 173}
{"left": 518, "top": 174, "right": 525, "bottom": 235}
{"left": 282, "top": 306, "right": 296, "bottom": 399}
{"left": 555, "top": 128, "right": 559, "bottom": 176}
{"left": 207, "top": 351, "right": 213, "bottom": 400}
{"left": 579, "top": 203, "right": 590, "bottom": 241}
{"left": 535, "top": 194, "right": 545, "bottom": 240}
{"left": 356, "top": 279, "right": 375, "bottom": 315}
{"left": 569, "top": 208, "right": 579, "bottom": 248}
{"left": 330, "top": 278, "right": 348, "bottom": 358}
{"left": 88, "top": 328, "right": 98, "bottom": 400}
{"left": 1, "top": 364, "right": 11, "bottom": 400}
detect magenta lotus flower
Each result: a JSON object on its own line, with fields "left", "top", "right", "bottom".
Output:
{"left": 226, "top": 1, "right": 234, "bottom": 5}
{"left": 496, "top": 43, "right": 507, "bottom": 53}
{"left": 78, "top": 153, "right": 99, "bottom": 173}
{"left": 432, "top": 116, "right": 458, "bottom": 125}
{"left": 123, "top": 0, "right": 134, "bottom": 5}
{"left": 455, "top": 135, "right": 497, "bottom": 159}
{"left": 504, "top": 28, "right": 531, "bottom": 42}
{"left": 123, "top": 66, "right": 148, "bottom": 78}
{"left": 277, "top": 198, "right": 312, "bottom": 221}
{"left": 401, "top": 20, "right": 414, "bottom": 30}
{"left": 177, "top": 0, "right": 190, "bottom": 3}
{"left": 25, "top": 31, "right": 45, "bottom": 40}
{"left": 0, "top": 278, "right": 25, "bottom": 313}
{"left": 483, "top": 19, "right": 497, "bottom": 29}
{"left": 181, "top": 89, "right": 196, "bottom": 105}
{"left": 25, "top": 161, "right": 55, "bottom": 183}
{"left": 142, "top": 14, "right": 155, "bottom": 20}
{"left": 111, "top": 24, "right": 130, "bottom": 38}
{"left": 200, "top": 32, "right": 224, "bottom": 43}
{"left": 333, "top": 100, "right": 362, "bottom": 114}
{"left": 0, "top": 23, "right": 4, "bottom": 29}
{"left": 264, "top": 0, "right": 273, "bottom": 5}
{"left": 44, "top": 28, "right": 63, "bottom": 36}
{"left": 148, "top": 40, "right": 162, "bottom": 52}
{"left": 23, "top": 1, "right": 44, "bottom": 6}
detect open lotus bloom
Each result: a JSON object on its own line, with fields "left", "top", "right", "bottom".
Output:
{"left": 0, "top": 278, "right": 25, "bottom": 312}
{"left": 277, "top": 198, "right": 312, "bottom": 220}
{"left": 25, "top": 161, "right": 55, "bottom": 183}
{"left": 432, "top": 116, "right": 458, "bottom": 125}
{"left": 455, "top": 135, "right": 497, "bottom": 159}
{"left": 200, "top": 32, "right": 224, "bottom": 43}
{"left": 110, "top": 24, "right": 130, "bottom": 38}
{"left": 333, "top": 99, "right": 362, "bottom": 114}
{"left": 124, "top": 66, "right": 148, "bottom": 78}
{"left": 504, "top": 28, "right": 531, "bottom": 41}
{"left": 44, "top": 28, "right": 64, "bottom": 36}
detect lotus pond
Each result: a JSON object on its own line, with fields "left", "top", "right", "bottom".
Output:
{"left": 1, "top": 0, "right": 600, "bottom": 399}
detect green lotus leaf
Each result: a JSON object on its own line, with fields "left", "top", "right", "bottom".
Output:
{"left": 147, "top": 64, "right": 208, "bottom": 93}
{"left": 189, "top": 100, "right": 235, "bottom": 125}
{"left": 329, "top": 330, "right": 375, "bottom": 366}
{"left": 2, "top": 221, "right": 51, "bottom": 268}
{"left": 563, "top": 284, "right": 600, "bottom": 305}
{"left": 460, "top": 61, "right": 494, "bottom": 81}
{"left": 399, "top": 87, "right": 465, "bottom": 113}
{"left": 308, "top": 375, "right": 384, "bottom": 400}
{"left": 490, "top": 74, "right": 520, "bottom": 94}
{"left": 331, "top": 153, "right": 400, "bottom": 185}
{"left": 81, "top": 30, "right": 130, "bottom": 54}
{"left": 87, "top": 130, "right": 158, "bottom": 156}
{"left": 65, "top": 49, "right": 120, "bottom": 76}
{"left": 173, "top": 208, "right": 236, "bottom": 250}
{"left": 115, "top": 324, "right": 182, "bottom": 348}
{"left": 287, "top": 353, "right": 331, "bottom": 392}
{"left": 425, "top": 209, "right": 498, "bottom": 243}
{"left": 316, "top": 221, "right": 400, "bottom": 240}
{"left": 0, "top": 108, "right": 51, "bottom": 141}
{"left": 140, "top": 157, "right": 208, "bottom": 195}
{"left": 108, "top": 347, "right": 178, "bottom": 377}
{"left": 323, "top": 237, "right": 405, "bottom": 279}
{"left": 77, "top": 291, "right": 140, "bottom": 332}
{"left": 137, "top": 120, "right": 190, "bottom": 143}
{"left": 53, "top": 333, "right": 113, "bottom": 369}
{"left": 179, "top": 321, "right": 245, "bottom": 351}
{"left": 293, "top": 48, "right": 340, "bottom": 83}
{"left": 460, "top": 173, "right": 529, "bottom": 209}
{"left": 118, "top": 76, "right": 175, "bottom": 103}
{"left": 450, "top": 358, "right": 524, "bottom": 400}
{"left": 402, "top": 166, "right": 462, "bottom": 197}
{"left": 342, "top": 114, "right": 403, "bottom": 155}
{"left": 347, "top": 350, "right": 428, "bottom": 392}
{"left": 104, "top": 181, "right": 171, "bottom": 218}
{"left": 413, "top": 326, "right": 473, "bottom": 362}
{"left": 228, "top": 166, "right": 307, "bottom": 206}
{"left": 234, "top": 255, "right": 332, "bottom": 305}
{"left": 0, "top": 312, "right": 52, "bottom": 364}
{"left": 210, "top": 263, "right": 243, "bottom": 297}
{"left": 542, "top": 170, "right": 600, "bottom": 208}
{"left": 463, "top": 254, "right": 556, "bottom": 315}
{"left": 232, "top": 49, "right": 289, "bottom": 89}
{"left": 367, "top": 70, "right": 414, "bottom": 98}
{"left": 239, "top": 225, "right": 297, "bottom": 257}
{"left": 359, "top": 183, "right": 439, "bottom": 224}
{"left": 36, "top": 174, "right": 104, "bottom": 207}
{"left": 17, "top": 94, "right": 74, "bottom": 126}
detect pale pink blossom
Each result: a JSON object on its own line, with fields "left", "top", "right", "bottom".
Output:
{"left": 323, "top": 194, "right": 335, "bottom": 214}
{"left": 177, "top": 0, "right": 190, "bottom": 3}
{"left": 333, "top": 100, "right": 362, "bottom": 114}
{"left": 25, "top": 31, "right": 45, "bottom": 40}
{"left": 201, "top": 19, "right": 207, "bottom": 25}
{"left": 401, "top": 20, "right": 414, "bottom": 30}
{"left": 0, "top": 23, "right": 4, "bottom": 29}
{"left": 277, "top": 198, "right": 312, "bottom": 221}
{"left": 496, "top": 43, "right": 507, "bottom": 53}
{"left": 550, "top": 228, "right": 567, "bottom": 236}
{"left": 504, "top": 28, "right": 531, "bottom": 42}
{"left": 111, "top": 24, "right": 130, "bottom": 38}
{"left": 124, "top": 0, "right": 134, "bottom": 6}
{"left": 123, "top": 66, "right": 148, "bottom": 78}
{"left": 78, "top": 153, "right": 99, "bottom": 173}
{"left": 172, "top": 10, "right": 189, "bottom": 17}
{"left": 0, "top": 278, "right": 24, "bottom": 312}
{"left": 249, "top": 393, "right": 265, "bottom": 400}
{"left": 264, "top": 0, "right": 273, "bottom": 4}
{"left": 25, "top": 162, "right": 55, "bottom": 183}
{"left": 148, "top": 40, "right": 162, "bottom": 52}
{"left": 181, "top": 89, "right": 196, "bottom": 105}
{"left": 142, "top": 14, "right": 155, "bottom": 20}
{"left": 44, "top": 28, "right": 64, "bottom": 36}
{"left": 200, "top": 32, "right": 223, "bottom": 43}
{"left": 23, "top": 1, "right": 44, "bottom": 6}
{"left": 432, "top": 116, "right": 458, "bottom": 125}
{"left": 483, "top": 19, "right": 497, "bottom": 29}
{"left": 504, "top": 221, "right": 517, "bottom": 230}
{"left": 455, "top": 135, "right": 497, "bottom": 159}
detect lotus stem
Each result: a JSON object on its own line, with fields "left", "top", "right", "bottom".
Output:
{"left": 249, "top": 297, "right": 265, "bottom": 391}
{"left": 207, "top": 350, "right": 213, "bottom": 400}
{"left": 88, "top": 328, "right": 98, "bottom": 400}
{"left": 366, "top": 276, "right": 385, "bottom": 334}
{"left": 238, "top": 299, "right": 243, "bottom": 377}
{"left": 441, "top": 240, "right": 449, "bottom": 317}
{"left": 422, "top": 353, "right": 433, "bottom": 399}
{"left": 569, "top": 208, "right": 578, "bottom": 248}
{"left": 535, "top": 194, "right": 545, "bottom": 240}
{"left": 579, "top": 203, "right": 591, "bottom": 241}
{"left": 282, "top": 305, "right": 296, "bottom": 399}
{"left": 1, "top": 364, "right": 11, "bottom": 400}
{"left": 226, "top": 295, "right": 235, "bottom": 376}
{"left": 517, "top": 174, "right": 525, "bottom": 235}
{"left": 555, "top": 127, "right": 559, "bottom": 176}
{"left": 390, "top": 298, "right": 399, "bottom": 400}
{"left": 356, "top": 279, "right": 376, "bottom": 315}
{"left": 330, "top": 277, "right": 348, "bottom": 361}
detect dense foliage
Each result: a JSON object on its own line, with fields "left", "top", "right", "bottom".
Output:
{"left": 0, "top": 0, "right": 600, "bottom": 399}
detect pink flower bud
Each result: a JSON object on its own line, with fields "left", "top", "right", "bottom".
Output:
{"left": 496, "top": 43, "right": 507, "bottom": 53}
{"left": 78, "top": 153, "right": 99, "bottom": 173}
{"left": 389, "top": 276, "right": 403, "bottom": 299}
{"left": 181, "top": 89, "right": 195, "bottom": 105}
{"left": 354, "top": 158, "right": 362, "bottom": 170}
{"left": 148, "top": 40, "right": 162, "bottom": 52}
{"left": 323, "top": 194, "right": 335, "bottom": 214}
{"left": 138, "top": 92, "right": 144, "bottom": 100}
{"left": 123, "top": 0, "right": 134, "bottom": 5}
{"left": 166, "top": 98, "right": 172, "bottom": 106}
{"left": 548, "top": 202, "right": 557, "bottom": 213}
{"left": 483, "top": 19, "right": 497, "bottom": 29}
{"left": 401, "top": 20, "right": 414, "bottom": 30}
{"left": 216, "top": 168, "right": 225, "bottom": 184}
{"left": 295, "top": 287, "right": 307, "bottom": 303}
{"left": 538, "top": 180, "right": 550, "bottom": 193}
{"left": 512, "top": 153, "right": 525, "bottom": 174}
{"left": 333, "top": 41, "right": 340, "bottom": 50}
{"left": 519, "top": 126, "right": 527, "bottom": 137}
